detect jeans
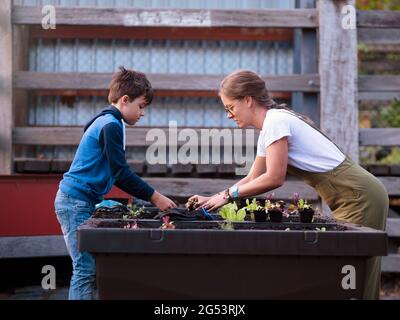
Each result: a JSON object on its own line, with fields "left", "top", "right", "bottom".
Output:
{"left": 54, "top": 189, "right": 96, "bottom": 300}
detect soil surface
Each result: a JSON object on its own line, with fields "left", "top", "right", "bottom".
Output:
{"left": 87, "top": 219, "right": 348, "bottom": 231}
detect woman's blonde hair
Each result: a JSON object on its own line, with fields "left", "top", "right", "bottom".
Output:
{"left": 219, "top": 70, "right": 313, "bottom": 124}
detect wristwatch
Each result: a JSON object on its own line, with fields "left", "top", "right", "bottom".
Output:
{"left": 230, "top": 185, "right": 239, "bottom": 199}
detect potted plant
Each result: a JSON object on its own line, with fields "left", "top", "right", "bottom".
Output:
{"left": 218, "top": 202, "right": 246, "bottom": 230}
{"left": 244, "top": 198, "right": 267, "bottom": 222}
{"left": 265, "top": 197, "right": 285, "bottom": 223}
{"left": 297, "top": 198, "right": 315, "bottom": 223}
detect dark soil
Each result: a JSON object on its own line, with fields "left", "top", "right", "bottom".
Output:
{"left": 269, "top": 209, "right": 283, "bottom": 222}
{"left": 254, "top": 210, "right": 267, "bottom": 222}
{"left": 91, "top": 207, "right": 159, "bottom": 219}
{"left": 87, "top": 219, "right": 348, "bottom": 231}
{"left": 299, "top": 208, "right": 315, "bottom": 223}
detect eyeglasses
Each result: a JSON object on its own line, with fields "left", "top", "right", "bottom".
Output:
{"left": 223, "top": 100, "right": 240, "bottom": 116}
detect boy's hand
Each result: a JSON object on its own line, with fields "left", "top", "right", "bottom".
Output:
{"left": 151, "top": 191, "right": 177, "bottom": 211}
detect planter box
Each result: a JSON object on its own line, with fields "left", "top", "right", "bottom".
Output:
{"left": 78, "top": 219, "right": 387, "bottom": 300}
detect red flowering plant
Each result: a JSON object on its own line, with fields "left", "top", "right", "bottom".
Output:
{"left": 160, "top": 216, "right": 175, "bottom": 230}
{"left": 265, "top": 193, "right": 286, "bottom": 222}
{"left": 124, "top": 221, "right": 139, "bottom": 229}
{"left": 288, "top": 193, "right": 318, "bottom": 223}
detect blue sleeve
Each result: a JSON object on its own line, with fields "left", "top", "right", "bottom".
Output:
{"left": 100, "top": 122, "right": 155, "bottom": 201}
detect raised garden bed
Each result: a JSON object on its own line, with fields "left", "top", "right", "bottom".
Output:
{"left": 78, "top": 216, "right": 388, "bottom": 299}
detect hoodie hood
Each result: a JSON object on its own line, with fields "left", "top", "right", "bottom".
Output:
{"left": 84, "top": 105, "right": 124, "bottom": 132}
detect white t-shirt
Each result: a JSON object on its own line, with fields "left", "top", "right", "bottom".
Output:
{"left": 256, "top": 109, "right": 346, "bottom": 172}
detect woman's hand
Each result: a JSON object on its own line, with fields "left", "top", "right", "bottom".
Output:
{"left": 200, "top": 192, "right": 228, "bottom": 212}
{"left": 187, "top": 195, "right": 210, "bottom": 208}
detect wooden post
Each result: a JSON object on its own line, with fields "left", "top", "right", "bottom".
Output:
{"left": 293, "top": 0, "right": 319, "bottom": 126}
{"left": 318, "top": 0, "right": 358, "bottom": 163}
{"left": 0, "top": 0, "right": 13, "bottom": 174}
{"left": 13, "top": 22, "right": 31, "bottom": 160}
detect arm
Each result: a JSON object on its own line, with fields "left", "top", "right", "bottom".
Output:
{"left": 187, "top": 156, "right": 268, "bottom": 207}
{"left": 203, "top": 137, "right": 288, "bottom": 211}
{"left": 236, "top": 156, "right": 267, "bottom": 186}
{"left": 101, "top": 123, "right": 176, "bottom": 210}
{"left": 236, "top": 137, "right": 288, "bottom": 197}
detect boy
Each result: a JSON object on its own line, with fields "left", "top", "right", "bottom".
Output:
{"left": 54, "top": 67, "right": 176, "bottom": 300}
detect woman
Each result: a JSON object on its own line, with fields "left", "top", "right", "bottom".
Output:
{"left": 189, "top": 70, "right": 388, "bottom": 300}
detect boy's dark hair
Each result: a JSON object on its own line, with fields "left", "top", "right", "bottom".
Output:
{"left": 108, "top": 66, "right": 154, "bottom": 105}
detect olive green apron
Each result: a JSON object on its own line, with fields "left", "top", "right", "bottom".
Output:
{"left": 280, "top": 110, "right": 389, "bottom": 300}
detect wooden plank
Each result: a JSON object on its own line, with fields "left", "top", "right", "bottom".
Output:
{"left": 30, "top": 25, "right": 293, "bottom": 41}
{"left": 14, "top": 72, "right": 320, "bottom": 92}
{"left": 12, "top": 23, "right": 30, "bottom": 164}
{"left": 388, "top": 208, "right": 400, "bottom": 218}
{"left": 359, "top": 59, "right": 400, "bottom": 74}
{"left": 14, "top": 158, "right": 51, "bottom": 173}
{"left": 358, "top": 92, "right": 400, "bottom": 101}
{"left": 146, "top": 164, "right": 169, "bottom": 175}
{"left": 196, "top": 164, "right": 218, "bottom": 175}
{"left": 127, "top": 160, "right": 145, "bottom": 175}
{"left": 358, "top": 44, "right": 400, "bottom": 53}
{"left": 382, "top": 254, "right": 400, "bottom": 273}
{"left": 357, "top": 10, "right": 400, "bottom": 28}
{"left": 12, "top": 25, "right": 30, "bottom": 127}
{"left": 293, "top": 0, "right": 319, "bottom": 126}
{"left": 359, "top": 128, "right": 400, "bottom": 146}
{"left": 359, "top": 75, "right": 400, "bottom": 92}
{"left": 142, "top": 177, "right": 318, "bottom": 200}
{"left": 0, "top": 235, "right": 68, "bottom": 258}
{"left": 390, "top": 165, "right": 400, "bottom": 176}
{"left": 380, "top": 177, "right": 400, "bottom": 196}
{"left": 318, "top": 0, "right": 358, "bottom": 162}
{"left": 33, "top": 89, "right": 291, "bottom": 100}
{"left": 217, "top": 164, "right": 237, "bottom": 175}
{"left": 15, "top": 127, "right": 400, "bottom": 149}
{"left": 13, "top": 157, "right": 400, "bottom": 200}
{"left": 13, "top": 127, "right": 261, "bottom": 147}
{"left": 0, "top": 0, "right": 13, "bottom": 174}
{"left": 378, "top": 177, "right": 400, "bottom": 196}
{"left": 386, "top": 218, "right": 400, "bottom": 238}
{"left": 171, "top": 164, "right": 194, "bottom": 175}
{"left": 14, "top": 127, "right": 85, "bottom": 146}
{"left": 358, "top": 28, "right": 400, "bottom": 45}
{"left": 12, "top": 6, "right": 318, "bottom": 28}
{"left": 50, "top": 159, "right": 71, "bottom": 173}
{"left": 366, "top": 164, "right": 390, "bottom": 176}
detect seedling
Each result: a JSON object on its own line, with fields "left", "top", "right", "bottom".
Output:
{"left": 218, "top": 202, "right": 246, "bottom": 230}
{"left": 160, "top": 216, "right": 175, "bottom": 230}
{"left": 128, "top": 204, "right": 146, "bottom": 218}
{"left": 124, "top": 221, "right": 139, "bottom": 229}
{"left": 245, "top": 198, "right": 267, "bottom": 222}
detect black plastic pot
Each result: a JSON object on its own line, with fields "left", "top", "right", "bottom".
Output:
{"left": 78, "top": 218, "right": 387, "bottom": 300}
{"left": 253, "top": 209, "right": 267, "bottom": 222}
{"left": 299, "top": 208, "right": 315, "bottom": 223}
{"left": 268, "top": 209, "right": 283, "bottom": 222}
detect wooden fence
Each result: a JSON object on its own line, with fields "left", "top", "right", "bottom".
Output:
{"left": 0, "top": 0, "right": 399, "bottom": 272}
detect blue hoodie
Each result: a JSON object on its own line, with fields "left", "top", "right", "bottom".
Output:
{"left": 59, "top": 106, "right": 154, "bottom": 204}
